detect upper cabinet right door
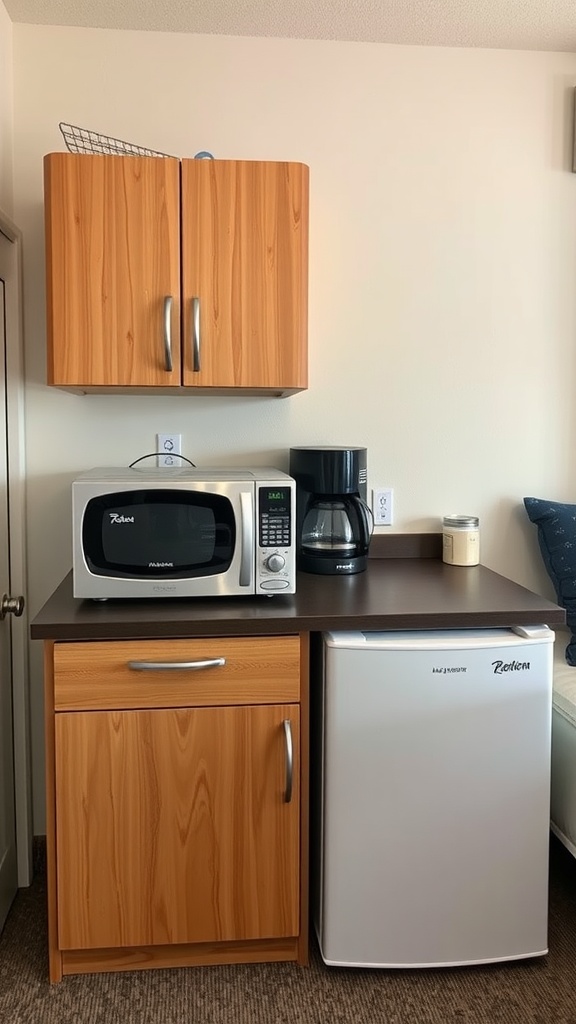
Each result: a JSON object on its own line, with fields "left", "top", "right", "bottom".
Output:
{"left": 181, "top": 160, "right": 309, "bottom": 395}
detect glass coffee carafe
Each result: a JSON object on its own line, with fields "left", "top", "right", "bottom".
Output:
{"left": 301, "top": 496, "right": 371, "bottom": 557}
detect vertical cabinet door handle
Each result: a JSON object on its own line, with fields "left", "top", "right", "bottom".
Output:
{"left": 192, "top": 296, "right": 201, "bottom": 371}
{"left": 283, "top": 719, "right": 293, "bottom": 804}
{"left": 163, "top": 296, "right": 173, "bottom": 372}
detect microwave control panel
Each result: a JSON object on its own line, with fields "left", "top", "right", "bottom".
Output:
{"left": 256, "top": 484, "right": 296, "bottom": 593}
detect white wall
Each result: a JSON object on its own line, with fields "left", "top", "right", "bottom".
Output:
{"left": 10, "top": 25, "right": 576, "bottom": 829}
{"left": 0, "top": 1, "right": 13, "bottom": 213}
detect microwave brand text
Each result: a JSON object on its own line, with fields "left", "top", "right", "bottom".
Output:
{"left": 109, "top": 513, "right": 135, "bottom": 524}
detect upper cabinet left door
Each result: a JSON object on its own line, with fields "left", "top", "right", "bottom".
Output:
{"left": 44, "top": 153, "right": 181, "bottom": 390}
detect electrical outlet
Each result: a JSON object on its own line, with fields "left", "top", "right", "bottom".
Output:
{"left": 372, "top": 487, "right": 394, "bottom": 526}
{"left": 156, "top": 433, "right": 182, "bottom": 468}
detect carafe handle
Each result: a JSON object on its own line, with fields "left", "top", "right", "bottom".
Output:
{"left": 355, "top": 497, "right": 374, "bottom": 546}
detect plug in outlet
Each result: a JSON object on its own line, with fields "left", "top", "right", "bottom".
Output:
{"left": 372, "top": 487, "right": 394, "bottom": 526}
{"left": 156, "top": 433, "right": 182, "bottom": 468}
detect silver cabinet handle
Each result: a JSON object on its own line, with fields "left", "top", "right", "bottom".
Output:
{"left": 283, "top": 719, "right": 293, "bottom": 804}
{"left": 192, "top": 296, "right": 201, "bottom": 372}
{"left": 239, "top": 491, "right": 254, "bottom": 588}
{"left": 163, "top": 296, "right": 173, "bottom": 372}
{"left": 128, "top": 658, "right": 226, "bottom": 672}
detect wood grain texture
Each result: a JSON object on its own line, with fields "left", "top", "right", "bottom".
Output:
{"left": 43, "top": 643, "right": 63, "bottom": 983}
{"left": 44, "top": 153, "right": 181, "bottom": 387}
{"left": 181, "top": 160, "right": 309, "bottom": 390}
{"left": 53, "top": 635, "right": 300, "bottom": 710}
{"left": 297, "top": 632, "right": 310, "bottom": 965}
{"left": 55, "top": 704, "right": 300, "bottom": 950}
{"left": 61, "top": 936, "right": 300, "bottom": 974}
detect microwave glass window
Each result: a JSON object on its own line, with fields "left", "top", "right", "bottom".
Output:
{"left": 102, "top": 504, "right": 216, "bottom": 567}
{"left": 83, "top": 490, "right": 236, "bottom": 578}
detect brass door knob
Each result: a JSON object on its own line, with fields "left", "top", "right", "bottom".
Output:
{"left": 0, "top": 594, "right": 25, "bottom": 619}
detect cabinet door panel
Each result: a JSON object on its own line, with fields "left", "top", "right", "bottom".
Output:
{"left": 181, "top": 160, "right": 308, "bottom": 390}
{"left": 55, "top": 704, "right": 300, "bottom": 950}
{"left": 44, "top": 153, "right": 181, "bottom": 387}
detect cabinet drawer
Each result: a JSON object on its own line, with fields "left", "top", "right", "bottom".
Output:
{"left": 53, "top": 636, "right": 300, "bottom": 710}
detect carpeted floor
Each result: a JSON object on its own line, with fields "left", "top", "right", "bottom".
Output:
{"left": 2, "top": 837, "right": 576, "bottom": 1023}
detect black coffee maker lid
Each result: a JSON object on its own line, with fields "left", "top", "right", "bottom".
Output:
{"left": 289, "top": 446, "right": 367, "bottom": 495}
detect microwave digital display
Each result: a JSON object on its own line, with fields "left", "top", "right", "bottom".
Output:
{"left": 259, "top": 487, "right": 290, "bottom": 514}
{"left": 83, "top": 490, "right": 236, "bottom": 579}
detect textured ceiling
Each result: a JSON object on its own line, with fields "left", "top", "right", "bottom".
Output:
{"left": 3, "top": 0, "right": 576, "bottom": 52}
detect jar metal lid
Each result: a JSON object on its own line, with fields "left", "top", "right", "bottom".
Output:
{"left": 443, "top": 515, "right": 479, "bottom": 528}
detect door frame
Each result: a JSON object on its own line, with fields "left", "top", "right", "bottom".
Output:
{"left": 0, "top": 209, "right": 32, "bottom": 886}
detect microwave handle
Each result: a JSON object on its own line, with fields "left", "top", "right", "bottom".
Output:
{"left": 239, "top": 490, "right": 254, "bottom": 588}
{"left": 128, "top": 658, "right": 226, "bottom": 671}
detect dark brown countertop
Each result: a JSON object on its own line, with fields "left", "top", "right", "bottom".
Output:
{"left": 30, "top": 553, "right": 566, "bottom": 642}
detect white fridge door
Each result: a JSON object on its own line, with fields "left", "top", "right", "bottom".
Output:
{"left": 317, "top": 628, "right": 554, "bottom": 967}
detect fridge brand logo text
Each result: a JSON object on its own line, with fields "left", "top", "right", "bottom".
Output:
{"left": 492, "top": 659, "right": 530, "bottom": 674}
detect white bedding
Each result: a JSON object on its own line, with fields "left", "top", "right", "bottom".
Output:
{"left": 551, "top": 636, "right": 576, "bottom": 857}
{"left": 552, "top": 640, "right": 576, "bottom": 726}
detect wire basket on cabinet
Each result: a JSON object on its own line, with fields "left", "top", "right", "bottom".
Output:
{"left": 59, "top": 121, "right": 177, "bottom": 158}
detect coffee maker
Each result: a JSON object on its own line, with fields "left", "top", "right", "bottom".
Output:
{"left": 289, "top": 446, "right": 373, "bottom": 575}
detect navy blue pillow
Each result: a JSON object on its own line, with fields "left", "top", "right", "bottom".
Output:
{"left": 524, "top": 497, "right": 576, "bottom": 665}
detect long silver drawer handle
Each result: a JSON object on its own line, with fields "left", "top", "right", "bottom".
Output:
{"left": 283, "top": 719, "right": 293, "bottom": 804}
{"left": 128, "top": 658, "right": 226, "bottom": 672}
{"left": 192, "top": 296, "right": 201, "bottom": 372}
{"left": 163, "top": 296, "right": 173, "bottom": 372}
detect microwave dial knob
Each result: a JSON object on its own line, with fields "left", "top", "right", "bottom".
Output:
{"left": 265, "top": 553, "right": 285, "bottom": 573}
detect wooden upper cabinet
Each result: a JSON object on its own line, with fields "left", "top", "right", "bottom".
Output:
{"left": 44, "top": 153, "right": 181, "bottom": 389}
{"left": 43, "top": 153, "right": 309, "bottom": 395}
{"left": 181, "top": 160, "right": 309, "bottom": 393}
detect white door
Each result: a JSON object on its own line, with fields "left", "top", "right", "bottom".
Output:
{"left": 0, "top": 220, "right": 29, "bottom": 931}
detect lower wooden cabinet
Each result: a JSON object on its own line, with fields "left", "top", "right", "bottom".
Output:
{"left": 44, "top": 635, "right": 309, "bottom": 981}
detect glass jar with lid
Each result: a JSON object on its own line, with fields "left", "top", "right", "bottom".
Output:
{"left": 442, "top": 515, "right": 480, "bottom": 566}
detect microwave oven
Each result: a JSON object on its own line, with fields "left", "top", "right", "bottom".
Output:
{"left": 72, "top": 467, "right": 297, "bottom": 599}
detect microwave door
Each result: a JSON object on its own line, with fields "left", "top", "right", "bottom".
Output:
{"left": 239, "top": 491, "right": 254, "bottom": 588}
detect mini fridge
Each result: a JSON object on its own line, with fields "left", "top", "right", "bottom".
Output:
{"left": 313, "top": 626, "right": 554, "bottom": 968}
